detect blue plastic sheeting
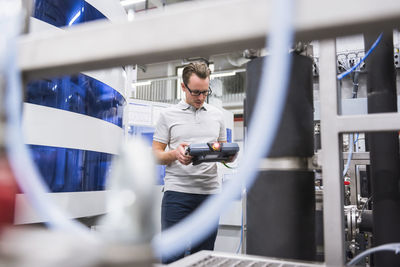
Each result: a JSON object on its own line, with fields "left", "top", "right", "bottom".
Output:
{"left": 33, "top": 0, "right": 106, "bottom": 27}
{"left": 226, "top": 128, "right": 232, "bottom": 143}
{"left": 128, "top": 125, "right": 166, "bottom": 185}
{"left": 29, "top": 0, "right": 125, "bottom": 127}
{"left": 156, "top": 165, "right": 166, "bottom": 185}
{"left": 30, "top": 145, "right": 112, "bottom": 192}
{"left": 26, "top": 1, "right": 123, "bottom": 193}
{"left": 26, "top": 74, "right": 125, "bottom": 127}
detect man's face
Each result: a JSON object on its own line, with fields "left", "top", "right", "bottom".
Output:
{"left": 182, "top": 74, "right": 210, "bottom": 109}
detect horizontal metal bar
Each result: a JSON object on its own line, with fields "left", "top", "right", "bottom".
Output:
{"left": 15, "top": 191, "right": 107, "bottom": 224}
{"left": 337, "top": 112, "right": 400, "bottom": 132}
{"left": 259, "top": 157, "right": 311, "bottom": 171}
{"left": 18, "top": 0, "right": 400, "bottom": 80}
{"left": 343, "top": 152, "right": 369, "bottom": 160}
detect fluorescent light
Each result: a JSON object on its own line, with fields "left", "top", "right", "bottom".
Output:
{"left": 68, "top": 10, "right": 81, "bottom": 26}
{"left": 133, "top": 81, "right": 151, "bottom": 86}
{"left": 210, "top": 71, "right": 236, "bottom": 78}
{"left": 121, "top": 0, "right": 146, "bottom": 7}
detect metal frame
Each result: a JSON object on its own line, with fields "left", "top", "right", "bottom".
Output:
{"left": 19, "top": 0, "right": 400, "bottom": 80}
{"left": 319, "top": 39, "right": 346, "bottom": 266}
{"left": 259, "top": 157, "right": 311, "bottom": 171}
{"left": 319, "top": 40, "right": 400, "bottom": 265}
{"left": 338, "top": 113, "right": 400, "bottom": 132}
{"left": 17, "top": 0, "right": 400, "bottom": 266}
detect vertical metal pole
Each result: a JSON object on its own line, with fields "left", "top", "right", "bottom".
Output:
{"left": 132, "top": 65, "right": 137, "bottom": 99}
{"left": 348, "top": 160, "right": 358, "bottom": 205}
{"left": 242, "top": 190, "right": 247, "bottom": 254}
{"left": 319, "top": 39, "right": 345, "bottom": 266}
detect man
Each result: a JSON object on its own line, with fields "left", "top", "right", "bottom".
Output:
{"left": 152, "top": 62, "right": 227, "bottom": 263}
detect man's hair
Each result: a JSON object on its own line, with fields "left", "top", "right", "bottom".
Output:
{"left": 182, "top": 62, "right": 211, "bottom": 85}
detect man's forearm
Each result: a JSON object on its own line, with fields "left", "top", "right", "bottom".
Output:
{"left": 153, "top": 141, "right": 191, "bottom": 166}
{"left": 154, "top": 150, "right": 176, "bottom": 165}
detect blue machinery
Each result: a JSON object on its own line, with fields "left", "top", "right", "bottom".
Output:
{"left": 10, "top": 0, "right": 400, "bottom": 266}
{"left": 27, "top": 0, "right": 123, "bottom": 193}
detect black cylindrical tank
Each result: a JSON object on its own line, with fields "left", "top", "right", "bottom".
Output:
{"left": 245, "top": 54, "right": 316, "bottom": 261}
{"left": 365, "top": 31, "right": 400, "bottom": 267}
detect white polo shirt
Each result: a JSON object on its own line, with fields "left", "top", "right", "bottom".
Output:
{"left": 153, "top": 100, "right": 226, "bottom": 194}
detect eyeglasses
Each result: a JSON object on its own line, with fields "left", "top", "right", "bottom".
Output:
{"left": 184, "top": 84, "right": 212, "bottom": 96}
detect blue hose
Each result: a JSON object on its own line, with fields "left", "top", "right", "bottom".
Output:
{"left": 338, "top": 33, "right": 383, "bottom": 80}
{"left": 347, "top": 243, "right": 400, "bottom": 265}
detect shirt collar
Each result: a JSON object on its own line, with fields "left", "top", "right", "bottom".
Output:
{"left": 178, "top": 100, "right": 208, "bottom": 111}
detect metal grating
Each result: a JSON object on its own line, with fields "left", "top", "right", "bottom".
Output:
{"left": 134, "top": 75, "right": 245, "bottom": 106}
{"left": 167, "top": 251, "right": 324, "bottom": 267}
{"left": 185, "top": 255, "right": 297, "bottom": 267}
{"left": 135, "top": 79, "right": 178, "bottom": 103}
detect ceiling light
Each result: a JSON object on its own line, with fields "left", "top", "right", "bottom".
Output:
{"left": 133, "top": 81, "right": 151, "bottom": 86}
{"left": 210, "top": 71, "right": 237, "bottom": 78}
{"left": 121, "top": 0, "right": 146, "bottom": 7}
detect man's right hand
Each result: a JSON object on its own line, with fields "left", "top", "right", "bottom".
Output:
{"left": 175, "top": 142, "right": 192, "bottom": 165}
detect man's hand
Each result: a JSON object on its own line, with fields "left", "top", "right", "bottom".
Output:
{"left": 219, "top": 141, "right": 238, "bottom": 163}
{"left": 226, "top": 152, "right": 238, "bottom": 163}
{"left": 175, "top": 142, "right": 192, "bottom": 165}
{"left": 152, "top": 141, "right": 193, "bottom": 165}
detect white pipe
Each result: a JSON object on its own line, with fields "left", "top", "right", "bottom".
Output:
{"left": 152, "top": 0, "right": 295, "bottom": 259}
{"left": 347, "top": 243, "right": 400, "bottom": 265}
{"left": 1, "top": 1, "right": 97, "bottom": 244}
{"left": 1, "top": 0, "right": 295, "bottom": 260}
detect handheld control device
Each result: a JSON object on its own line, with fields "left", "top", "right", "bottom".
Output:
{"left": 185, "top": 142, "right": 239, "bottom": 165}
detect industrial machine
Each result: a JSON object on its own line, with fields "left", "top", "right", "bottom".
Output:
{"left": 1, "top": 0, "right": 400, "bottom": 266}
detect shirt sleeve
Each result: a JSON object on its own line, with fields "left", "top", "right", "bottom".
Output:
{"left": 153, "top": 112, "right": 169, "bottom": 144}
{"left": 218, "top": 113, "right": 227, "bottom": 142}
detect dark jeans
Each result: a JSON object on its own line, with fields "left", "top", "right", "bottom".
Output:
{"left": 161, "top": 190, "right": 219, "bottom": 264}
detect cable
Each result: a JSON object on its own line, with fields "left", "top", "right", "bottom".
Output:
{"left": 354, "top": 133, "right": 360, "bottom": 144}
{"left": 342, "top": 132, "right": 360, "bottom": 177}
{"left": 351, "top": 71, "right": 360, "bottom": 98}
{"left": 360, "top": 195, "right": 372, "bottom": 216}
{"left": 343, "top": 132, "right": 361, "bottom": 177}
{"left": 152, "top": 0, "right": 295, "bottom": 259}
{"left": 347, "top": 243, "right": 400, "bottom": 266}
{"left": 222, "top": 162, "right": 236, "bottom": 169}
{"left": 235, "top": 209, "right": 243, "bottom": 254}
{"left": 342, "top": 133, "right": 354, "bottom": 178}
{"left": 337, "top": 33, "right": 383, "bottom": 80}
